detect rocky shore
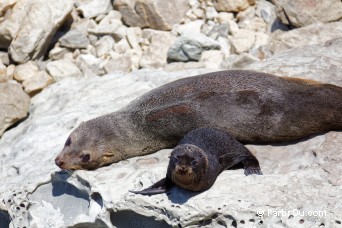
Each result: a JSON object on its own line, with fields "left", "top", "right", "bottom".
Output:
{"left": 0, "top": 0, "right": 342, "bottom": 227}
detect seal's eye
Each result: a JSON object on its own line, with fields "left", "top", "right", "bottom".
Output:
{"left": 172, "top": 156, "right": 179, "bottom": 163}
{"left": 191, "top": 160, "right": 197, "bottom": 166}
{"left": 81, "top": 154, "right": 90, "bottom": 163}
{"left": 65, "top": 137, "right": 71, "bottom": 146}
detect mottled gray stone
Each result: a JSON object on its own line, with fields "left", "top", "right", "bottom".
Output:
{"left": 60, "top": 29, "right": 90, "bottom": 49}
{"left": 167, "top": 32, "right": 220, "bottom": 62}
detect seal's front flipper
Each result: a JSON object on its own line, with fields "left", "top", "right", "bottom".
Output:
{"left": 242, "top": 155, "right": 263, "bottom": 176}
{"left": 129, "top": 178, "right": 170, "bottom": 195}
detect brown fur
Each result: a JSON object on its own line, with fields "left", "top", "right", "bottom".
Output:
{"left": 130, "top": 128, "right": 262, "bottom": 194}
{"left": 55, "top": 70, "right": 342, "bottom": 170}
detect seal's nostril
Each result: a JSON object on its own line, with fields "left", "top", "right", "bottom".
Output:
{"left": 81, "top": 154, "right": 90, "bottom": 163}
{"left": 55, "top": 157, "right": 64, "bottom": 168}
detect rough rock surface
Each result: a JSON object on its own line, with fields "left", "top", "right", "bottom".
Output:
{"left": 13, "top": 61, "right": 54, "bottom": 95}
{"left": 46, "top": 59, "right": 82, "bottom": 81}
{"left": 140, "top": 30, "right": 176, "bottom": 68}
{"left": 269, "top": 22, "right": 342, "bottom": 54}
{"left": 59, "top": 29, "right": 90, "bottom": 49}
{"left": 167, "top": 32, "right": 221, "bottom": 62}
{"left": 0, "top": 80, "right": 30, "bottom": 136}
{"left": 248, "top": 38, "right": 342, "bottom": 86}
{"left": 114, "top": 0, "right": 190, "bottom": 31}
{"left": 214, "top": 0, "right": 255, "bottom": 12}
{"left": 0, "top": 0, "right": 25, "bottom": 49}
{"left": 1, "top": 40, "right": 342, "bottom": 227}
{"left": 8, "top": 0, "right": 73, "bottom": 63}
{"left": 76, "top": 0, "right": 113, "bottom": 18}
{"left": 274, "top": 0, "right": 342, "bottom": 27}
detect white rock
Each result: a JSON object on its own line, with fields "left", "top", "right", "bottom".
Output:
{"left": 214, "top": 0, "right": 255, "bottom": 12}
{"left": 114, "top": 38, "right": 131, "bottom": 54}
{"left": 88, "top": 11, "right": 127, "bottom": 40}
{"left": 175, "top": 20, "right": 204, "bottom": 35}
{"left": 164, "top": 61, "right": 206, "bottom": 71}
{"left": 6, "top": 65, "right": 15, "bottom": 81}
{"left": 237, "top": 4, "right": 255, "bottom": 24}
{"left": 253, "top": 32, "right": 269, "bottom": 49}
{"left": 217, "top": 36, "right": 231, "bottom": 57}
{"left": 126, "top": 27, "right": 143, "bottom": 50}
{"left": 13, "top": 61, "right": 54, "bottom": 95}
{"left": 199, "top": 50, "right": 225, "bottom": 69}
{"left": 104, "top": 52, "right": 132, "bottom": 73}
{"left": 95, "top": 36, "right": 115, "bottom": 57}
{"left": 274, "top": 0, "right": 342, "bottom": 27}
{"left": 48, "top": 47, "right": 71, "bottom": 60}
{"left": 0, "top": 0, "right": 26, "bottom": 49}
{"left": 22, "top": 71, "right": 54, "bottom": 95}
{"left": 229, "top": 29, "right": 256, "bottom": 53}
{"left": 140, "top": 31, "right": 176, "bottom": 68}
{"left": 227, "top": 19, "right": 239, "bottom": 35}
{"left": 0, "top": 62, "right": 7, "bottom": 82}
{"left": 247, "top": 38, "right": 342, "bottom": 86}
{"left": 8, "top": 0, "right": 73, "bottom": 63}
{"left": 77, "top": 54, "right": 106, "bottom": 76}
{"left": 270, "top": 22, "right": 342, "bottom": 54}
{"left": 224, "top": 52, "right": 259, "bottom": 69}
{"left": 114, "top": 0, "right": 190, "bottom": 31}
{"left": 13, "top": 61, "right": 39, "bottom": 82}
{"left": 217, "top": 12, "right": 235, "bottom": 24}
{"left": 0, "top": 80, "right": 30, "bottom": 136}
{"left": 192, "top": 8, "right": 205, "bottom": 19}
{"left": 59, "top": 29, "right": 90, "bottom": 49}
{"left": 0, "top": 0, "right": 17, "bottom": 13}
{"left": 77, "top": 0, "right": 113, "bottom": 18}
{"left": 46, "top": 59, "right": 82, "bottom": 81}
{"left": 205, "top": 6, "right": 218, "bottom": 20}
{"left": 0, "top": 52, "right": 10, "bottom": 65}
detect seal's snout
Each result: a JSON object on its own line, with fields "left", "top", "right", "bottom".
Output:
{"left": 55, "top": 156, "right": 64, "bottom": 169}
{"left": 176, "top": 165, "right": 188, "bottom": 175}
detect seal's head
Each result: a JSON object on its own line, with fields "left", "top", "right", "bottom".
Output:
{"left": 168, "top": 144, "right": 208, "bottom": 187}
{"left": 55, "top": 120, "right": 121, "bottom": 170}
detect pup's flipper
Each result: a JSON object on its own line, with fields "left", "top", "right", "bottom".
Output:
{"left": 242, "top": 155, "right": 263, "bottom": 176}
{"left": 129, "top": 178, "right": 171, "bottom": 195}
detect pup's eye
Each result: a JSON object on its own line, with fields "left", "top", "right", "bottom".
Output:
{"left": 191, "top": 160, "right": 197, "bottom": 166}
{"left": 172, "top": 156, "right": 179, "bottom": 162}
{"left": 80, "top": 154, "right": 90, "bottom": 163}
{"left": 65, "top": 137, "right": 72, "bottom": 146}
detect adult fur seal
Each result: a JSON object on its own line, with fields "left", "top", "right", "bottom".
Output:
{"left": 130, "top": 128, "right": 262, "bottom": 195}
{"left": 55, "top": 70, "right": 342, "bottom": 170}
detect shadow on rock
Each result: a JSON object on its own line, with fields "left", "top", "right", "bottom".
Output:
{"left": 166, "top": 186, "right": 202, "bottom": 204}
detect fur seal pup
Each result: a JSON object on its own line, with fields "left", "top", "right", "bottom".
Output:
{"left": 130, "top": 128, "right": 262, "bottom": 195}
{"left": 55, "top": 70, "right": 342, "bottom": 170}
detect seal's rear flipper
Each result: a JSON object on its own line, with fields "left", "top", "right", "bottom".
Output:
{"left": 129, "top": 178, "right": 169, "bottom": 195}
{"left": 242, "top": 156, "right": 263, "bottom": 176}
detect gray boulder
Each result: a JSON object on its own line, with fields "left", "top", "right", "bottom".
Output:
{"left": 167, "top": 32, "right": 221, "bottom": 62}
